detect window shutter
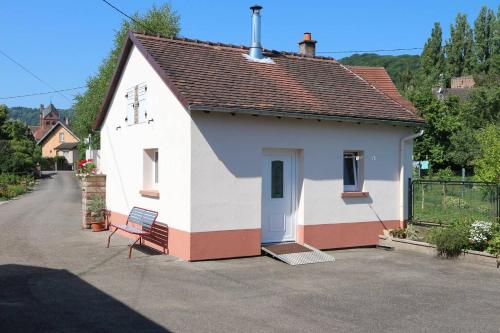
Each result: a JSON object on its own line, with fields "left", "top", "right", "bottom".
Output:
{"left": 138, "top": 83, "right": 147, "bottom": 123}
{"left": 126, "top": 87, "right": 135, "bottom": 125}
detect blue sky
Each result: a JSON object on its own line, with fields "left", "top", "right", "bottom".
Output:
{"left": 1, "top": 0, "right": 498, "bottom": 109}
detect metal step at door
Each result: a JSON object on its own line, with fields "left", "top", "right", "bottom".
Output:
{"left": 261, "top": 242, "right": 335, "bottom": 265}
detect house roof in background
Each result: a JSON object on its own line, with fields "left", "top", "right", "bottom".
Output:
{"left": 54, "top": 142, "right": 78, "bottom": 150}
{"left": 94, "top": 31, "right": 425, "bottom": 129}
{"left": 37, "top": 121, "right": 80, "bottom": 145}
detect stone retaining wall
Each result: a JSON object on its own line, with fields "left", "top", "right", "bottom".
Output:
{"left": 81, "top": 175, "right": 106, "bottom": 229}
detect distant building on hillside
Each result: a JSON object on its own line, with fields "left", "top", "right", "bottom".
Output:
{"left": 432, "top": 75, "right": 475, "bottom": 101}
{"left": 30, "top": 103, "right": 79, "bottom": 166}
{"left": 30, "top": 103, "right": 66, "bottom": 141}
{"left": 450, "top": 75, "right": 475, "bottom": 89}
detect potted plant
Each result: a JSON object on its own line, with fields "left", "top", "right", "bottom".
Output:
{"left": 89, "top": 194, "right": 106, "bottom": 232}
{"left": 78, "top": 159, "right": 97, "bottom": 176}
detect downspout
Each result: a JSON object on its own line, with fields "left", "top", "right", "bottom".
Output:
{"left": 399, "top": 129, "right": 424, "bottom": 228}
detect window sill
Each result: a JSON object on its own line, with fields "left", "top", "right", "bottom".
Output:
{"left": 341, "top": 191, "right": 369, "bottom": 198}
{"left": 140, "top": 189, "right": 159, "bottom": 198}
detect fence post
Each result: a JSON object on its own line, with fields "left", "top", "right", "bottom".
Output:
{"left": 408, "top": 177, "right": 413, "bottom": 222}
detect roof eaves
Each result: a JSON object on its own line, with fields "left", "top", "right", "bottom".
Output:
{"left": 189, "top": 105, "right": 426, "bottom": 127}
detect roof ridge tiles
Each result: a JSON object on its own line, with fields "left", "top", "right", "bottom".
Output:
{"left": 132, "top": 31, "right": 339, "bottom": 62}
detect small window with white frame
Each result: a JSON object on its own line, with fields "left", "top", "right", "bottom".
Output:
{"left": 59, "top": 132, "right": 64, "bottom": 142}
{"left": 343, "top": 151, "right": 363, "bottom": 192}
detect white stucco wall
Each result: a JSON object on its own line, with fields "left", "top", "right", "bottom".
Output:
{"left": 190, "top": 112, "right": 415, "bottom": 233}
{"left": 100, "top": 46, "right": 191, "bottom": 231}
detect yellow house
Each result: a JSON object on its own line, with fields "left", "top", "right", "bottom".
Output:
{"left": 38, "top": 122, "right": 80, "bottom": 163}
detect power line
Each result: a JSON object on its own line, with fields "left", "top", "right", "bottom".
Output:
{"left": 0, "top": 48, "right": 73, "bottom": 102}
{"left": 317, "top": 47, "right": 424, "bottom": 54}
{"left": 0, "top": 86, "right": 86, "bottom": 100}
{"left": 100, "top": 0, "right": 157, "bottom": 35}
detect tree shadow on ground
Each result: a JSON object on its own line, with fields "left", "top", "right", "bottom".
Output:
{"left": 0, "top": 264, "right": 170, "bottom": 333}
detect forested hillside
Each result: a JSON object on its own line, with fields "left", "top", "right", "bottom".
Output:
{"left": 340, "top": 53, "right": 420, "bottom": 91}
{"left": 8, "top": 106, "right": 75, "bottom": 126}
{"left": 343, "top": 5, "right": 499, "bottom": 182}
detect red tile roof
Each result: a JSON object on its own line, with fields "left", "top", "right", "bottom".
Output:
{"left": 31, "top": 126, "right": 52, "bottom": 141}
{"left": 94, "top": 32, "right": 424, "bottom": 129}
{"left": 348, "top": 66, "right": 417, "bottom": 113}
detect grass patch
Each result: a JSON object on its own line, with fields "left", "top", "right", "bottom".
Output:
{"left": 412, "top": 182, "right": 496, "bottom": 225}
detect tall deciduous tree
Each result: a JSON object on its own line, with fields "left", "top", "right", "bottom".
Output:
{"left": 446, "top": 13, "right": 475, "bottom": 77}
{"left": 475, "top": 124, "right": 500, "bottom": 183}
{"left": 420, "top": 22, "right": 445, "bottom": 83}
{"left": 474, "top": 6, "right": 496, "bottom": 73}
{"left": 490, "top": 5, "right": 500, "bottom": 74}
{"left": 72, "top": 4, "right": 180, "bottom": 149}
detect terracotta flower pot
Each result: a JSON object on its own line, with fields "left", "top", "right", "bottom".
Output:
{"left": 91, "top": 222, "right": 106, "bottom": 232}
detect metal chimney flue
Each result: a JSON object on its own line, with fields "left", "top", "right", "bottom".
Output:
{"left": 249, "top": 5, "right": 263, "bottom": 59}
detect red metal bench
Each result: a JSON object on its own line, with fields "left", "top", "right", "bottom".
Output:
{"left": 106, "top": 207, "right": 160, "bottom": 259}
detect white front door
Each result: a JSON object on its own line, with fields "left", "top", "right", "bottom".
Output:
{"left": 261, "top": 151, "right": 295, "bottom": 243}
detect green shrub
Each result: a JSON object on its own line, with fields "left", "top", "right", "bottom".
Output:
{"left": 486, "top": 233, "right": 500, "bottom": 257}
{"left": 428, "top": 225, "right": 469, "bottom": 258}
{"left": 434, "top": 167, "right": 454, "bottom": 181}
{"left": 389, "top": 228, "right": 406, "bottom": 239}
{"left": 0, "top": 173, "right": 31, "bottom": 199}
{"left": 406, "top": 224, "right": 420, "bottom": 241}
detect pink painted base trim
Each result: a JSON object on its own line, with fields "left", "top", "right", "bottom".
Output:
{"left": 297, "top": 220, "right": 401, "bottom": 250}
{"left": 107, "top": 211, "right": 260, "bottom": 261}
{"left": 108, "top": 211, "right": 400, "bottom": 261}
{"left": 190, "top": 228, "right": 261, "bottom": 261}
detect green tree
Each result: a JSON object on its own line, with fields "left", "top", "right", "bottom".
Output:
{"left": 72, "top": 4, "right": 180, "bottom": 149}
{"left": 411, "top": 91, "right": 462, "bottom": 169}
{"left": 474, "top": 6, "right": 496, "bottom": 74}
{"left": 475, "top": 124, "right": 500, "bottom": 183}
{"left": 446, "top": 13, "right": 475, "bottom": 78}
{"left": 0, "top": 104, "right": 8, "bottom": 139}
{"left": 0, "top": 105, "right": 39, "bottom": 173}
{"left": 420, "top": 22, "right": 445, "bottom": 83}
{"left": 448, "top": 127, "right": 479, "bottom": 170}
{"left": 490, "top": 5, "right": 500, "bottom": 74}
{"left": 463, "top": 85, "right": 500, "bottom": 128}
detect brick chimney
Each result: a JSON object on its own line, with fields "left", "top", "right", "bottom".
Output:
{"left": 299, "top": 32, "right": 317, "bottom": 57}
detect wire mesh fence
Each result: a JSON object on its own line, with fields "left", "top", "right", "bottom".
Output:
{"left": 409, "top": 179, "right": 499, "bottom": 225}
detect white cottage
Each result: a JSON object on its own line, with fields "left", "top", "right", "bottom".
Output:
{"left": 94, "top": 7, "right": 425, "bottom": 261}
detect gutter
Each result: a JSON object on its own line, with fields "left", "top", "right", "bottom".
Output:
{"left": 399, "top": 129, "right": 424, "bottom": 227}
{"left": 189, "top": 105, "right": 426, "bottom": 127}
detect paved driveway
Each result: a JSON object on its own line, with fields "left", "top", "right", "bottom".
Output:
{"left": 0, "top": 171, "right": 499, "bottom": 332}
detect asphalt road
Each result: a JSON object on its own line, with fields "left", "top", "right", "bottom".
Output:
{"left": 1, "top": 171, "right": 499, "bottom": 333}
